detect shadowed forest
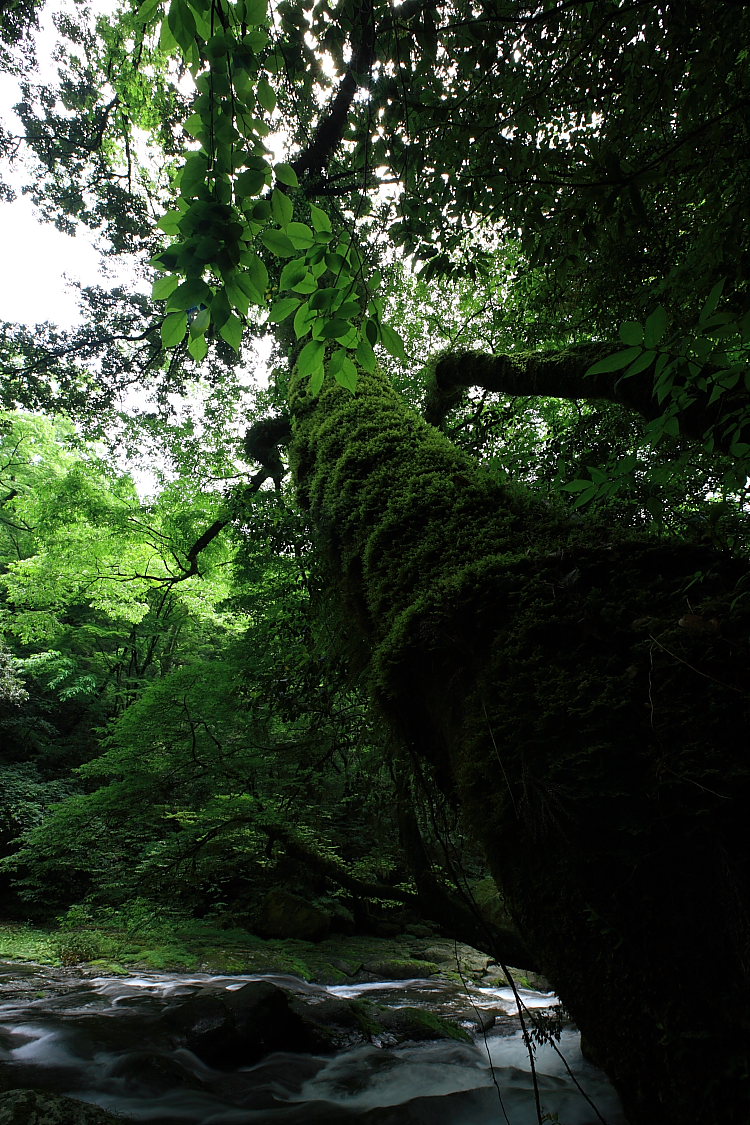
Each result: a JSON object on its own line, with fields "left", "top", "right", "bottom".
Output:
{"left": 0, "top": 2, "right": 749, "bottom": 1122}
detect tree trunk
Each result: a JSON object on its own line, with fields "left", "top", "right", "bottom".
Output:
{"left": 289, "top": 363, "right": 750, "bottom": 1125}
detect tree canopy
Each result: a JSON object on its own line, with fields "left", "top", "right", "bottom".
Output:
{"left": 1, "top": 3, "right": 749, "bottom": 1124}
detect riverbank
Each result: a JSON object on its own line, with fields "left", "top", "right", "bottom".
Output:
{"left": 0, "top": 919, "right": 547, "bottom": 991}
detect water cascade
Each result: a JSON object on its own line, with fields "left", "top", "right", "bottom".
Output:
{"left": 0, "top": 961, "right": 628, "bottom": 1124}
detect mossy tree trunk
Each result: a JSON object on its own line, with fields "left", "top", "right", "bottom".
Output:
{"left": 289, "top": 364, "right": 750, "bottom": 1125}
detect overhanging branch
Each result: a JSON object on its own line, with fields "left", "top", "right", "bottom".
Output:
{"left": 425, "top": 346, "right": 749, "bottom": 454}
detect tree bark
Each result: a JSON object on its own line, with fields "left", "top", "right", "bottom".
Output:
{"left": 289, "top": 360, "right": 750, "bottom": 1125}
{"left": 426, "top": 346, "right": 750, "bottom": 454}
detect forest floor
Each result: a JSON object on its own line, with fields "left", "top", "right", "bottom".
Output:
{"left": 0, "top": 919, "right": 546, "bottom": 989}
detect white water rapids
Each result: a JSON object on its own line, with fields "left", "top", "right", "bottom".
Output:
{"left": 0, "top": 962, "right": 628, "bottom": 1124}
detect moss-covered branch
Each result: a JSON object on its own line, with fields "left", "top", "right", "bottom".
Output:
{"left": 244, "top": 415, "right": 292, "bottom": 489}
{"left": 425, "top": 346, "right": 749, "bottom": 454}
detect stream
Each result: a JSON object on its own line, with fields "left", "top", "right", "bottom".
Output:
{"left": 0, "top": 960, "right": 628, "bottom": 1124}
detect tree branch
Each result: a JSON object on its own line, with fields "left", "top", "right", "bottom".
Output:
{"left": 291, "top": 0, "right": 375, "bottom": 183}
{"left": 244, "top": 414, "right": 292, "bottom": 489}
{"left": 424, "top": 346, "right": 749, "bottom": 454}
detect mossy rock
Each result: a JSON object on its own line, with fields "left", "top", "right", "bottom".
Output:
{"left": 87, "top": 960, "right": 129, "bottom": 975}
{"left": 362, "top": 958, "right": 440, "bottom": 979}
{"left": 380, "top": 1005, "right": 472, "bottom": 1044}
{"left": 0, "top": 1090, "right": 125, "bottom": 1123}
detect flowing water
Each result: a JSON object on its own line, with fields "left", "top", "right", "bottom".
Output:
{"left": 0, "top": 960, "right": 628, "bottom": 1124}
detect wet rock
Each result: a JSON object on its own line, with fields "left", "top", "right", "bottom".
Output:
{"left": 403, "top": 923, "right": 433, "bottom": 938}
{"left": 0, "top": 1090, "right": 124, "bottom": 1123}
{"left": 289, "top": 996, "right": 379, "bottom": 1049}
{"left": 481, "top": 965, "right": 552, "bottom": 992}
{"left": 412, "top": 942, "right": 492, "bottom": 976}
{"left": 378, "top": 1006, "right": 472, "bottom": 1044}
{"left": 361, "top": 958, "right": 440, "bottom": 980}
{"left": 164, "top": 980, "right": 310, "bottom": 1067}
{"left": 163, "top": 979, "right": 472, "bottom": 1065}
{"left": 103, "top": 1049, "right": 204, "bottom": 1092}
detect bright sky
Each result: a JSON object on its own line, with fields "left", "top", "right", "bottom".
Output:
{"left": 0, "top": 183, "right": 102, "bottom": 330}
{"left": 0, "top": 2, "right": 111, "bottom": 330}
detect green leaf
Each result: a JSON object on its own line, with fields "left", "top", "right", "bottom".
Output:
{"left": 183, "top": 113, "right": 204, "bottom": 139}
{"left": 309, "top": 204, "right": 332, "bottom": 233}
{"left": 271, "top": 188, "right": 294, "bottom": 228}
{"left": 225, "top": 278, "right": 250, "bottom": 316}
{"left": 286, "top": 222, "right": 315, "bottom": 249}
{"left": 167, "top": 0, "right": 197, "bottom": 53}
{"left": 158, "top": 12, "right": 177, "bottom": 50}
{"left": 268, "top": 297, "right": 301, "bottom": 323}
{"left": 333, "top": 355, "right": 358, "bottom": 392}
{"left": 572, "top": 487, "right": 596, "bottom": 509}
{"left": 562, "top": 479, "right": 594, "bottom": 493}
{"left": 310, "top": 367, "right": 325, "bottom": 395}
{"left": 166, "top": 277, "right": 212, "bottom": 311}
{"left": 249, "top": 199, "right": 271, "bottom": 222}
{"left": 179, "top": 151, "right": 209, "bottom": 196}
{"left": 188, "top": 334, "right": 208, "bottom": 362}
{"left": 379, "top": 322, "right": 409, "bottom": 363}
{"left": 239, "top": 253, "right": 268, "bottom": 300}
{"left": 585, "top": 347, "right": 642, "bottom": 376}
{"left": 309, "top": 287, "right": 340, "bottom": 312}
{"left": 274, "top": 163, "right": 299, "bottom": 188}
{"left": 620, "top": 321, "right": 644, "bottom": 346}
{"left": 356, "top": 338, "right": 377, "bottom": 373}
{"left": 152, "top": 275, "right": 179, "bottom": 300}
{"left": 321, "top": 318, "right": 351, "bottom": 340}
{"left": 190, "top": 307, "right": 210, "bottom": 337}
{"left": 241, "top": 0, "right": 268, "bottom": 25}
{"left": 297, "top": 338, "right": 325, "bottom": 376}
{"left": 257, "top": 77, "right": 276, "bottom": 113}
{"left": 623, "top": 349, "right": 657, "bottom": 378}
{"left": 293, "top": 274, "right": 318, "bottom": 294}
{"left": 279, "top": 260, "right": 308, "bottom": 289}
{"left": 293, "top": 301, "right": 316, "bottom": 339}
{"left": 205, "top": 31, "right": 228, "bottom": 59}
{"left": 235, "top": 168, "right": 267, "bottom": 198}
{"left": 134, "top": 0, "right": 160, "bottom": 25}
{"left": 643, "top": 306, "right": 668, "bottom": 347}
{"left": 156, "top": 210, "right": 182, "bottom": 235}
{"left": 161, "top": 312, "right": 188, "bottom": 348}
{"left": 700, "top": 278, "right": 726, "bottom": 324}
{"left": 260, "top": 229, "right": 296, "bottom": 257}
{"left": 210, "top": 288, "right": 232, "bottom": 328}
{"left": 219, "top": 313, "right": 243, "bottom": 352}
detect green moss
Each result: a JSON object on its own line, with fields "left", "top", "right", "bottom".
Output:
{"left": 350, "top": 999, "right": 384, "bottom": 1038}
{"left": 289, "top": 362, "right": 750, "bottom": 1124}
{"left": 134, "top": 947, "right": 199, "bottom": 971}
{"left": 0, "top": 924, "right": 59, "bottom": 963}
{"left": 87, "top": 959, "right": 129, "bottom": 975}
{"left": 388, "top": 1006, "right": 472, "bottom": 1043}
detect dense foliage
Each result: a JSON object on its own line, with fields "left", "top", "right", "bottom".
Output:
{"left": 1, "top": 4, "right": 749, "bottom": 1121}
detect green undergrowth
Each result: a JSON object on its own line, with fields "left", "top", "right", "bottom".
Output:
{"left": 0, "top": 918, "right": 457, "bottom": 981}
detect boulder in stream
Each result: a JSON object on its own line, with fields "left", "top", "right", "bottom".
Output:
{"left": 164, "top": 980, "right": 309, "bottom": 1066}
{"left": 163, "top": 978, "right": 473, "bottom": 1066}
